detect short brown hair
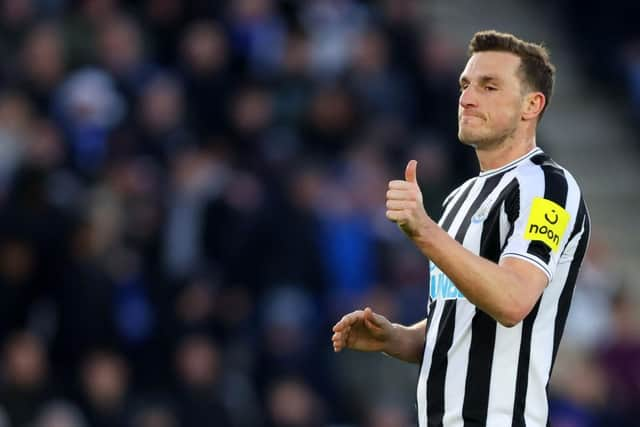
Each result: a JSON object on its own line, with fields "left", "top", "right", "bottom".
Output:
{"left": 468, "top": 30, "right": 555, "bottom": 119}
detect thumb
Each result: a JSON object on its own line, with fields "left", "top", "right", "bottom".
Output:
{"left": 364, "top": 307, "right": 382, "bottom": 328}
{"left": 405, "top": 160, "right": 418, "bottom": 184}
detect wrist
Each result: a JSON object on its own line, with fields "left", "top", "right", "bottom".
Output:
{"left": 413, "top": 216, "right": 438, "bottom": 249}
{"left": 383, "top": 323, "right": 425, "bottom": 364}
{"left": 382, "top": 323, "right": 402, "bottom": 355}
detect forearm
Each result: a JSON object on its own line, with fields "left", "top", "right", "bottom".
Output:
{"left": 413, "top": 220, "right": 534, "bottom": 327}
{"left": 383, "top": 319, "right": 427, "bottom": 364}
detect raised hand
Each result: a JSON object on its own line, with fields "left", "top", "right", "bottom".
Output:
{"left": 385, "top": 160, "right": 431, "bottom": 238}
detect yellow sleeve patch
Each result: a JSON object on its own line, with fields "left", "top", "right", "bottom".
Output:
{"left": 524, "top": 197, "right": 570, "bottom": 252}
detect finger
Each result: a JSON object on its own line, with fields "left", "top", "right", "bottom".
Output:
{"left": 386, "top": 189, "right": 415, "bottom": 201}
{"left": 386, "top": 199, "right": 414, "bottom": 210}
{"left": 405, "top": 160, "right": 418, "bottom": 184}
{"left": 369, "top": 309, "right": 388, "bottom": 327}
{"left": 333, "top": 336, "right": 342, "bottom": 351}
{"left": 386, "top": 210, "right": 405, "bottom": 222}
{"left": 364, "top": 307, "right": 381, "bottom": 326}
{"left": 365, "top": 317, "right": 379, "bottom": 330}
{"left": 332, "top": 315, "right": 351, "bottom": 332}
{"left": 333, "top": 322, "right": 349, "bottom": 333}
{"left": 388, "top": 180, "right": 413, "bottom": 190}
{"left": 333, "top": 311, "right": 361, "bottom": 332}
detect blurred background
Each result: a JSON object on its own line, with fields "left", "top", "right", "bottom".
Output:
{"left": 0, "top": 0, "right": 638, "bottom": 426}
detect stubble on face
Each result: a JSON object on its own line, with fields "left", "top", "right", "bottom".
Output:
{"left": 457, "top": 52, "right": 524, "bottom": 150}
{"left": 458, "top": 114, "right": 519, "bottom": 150}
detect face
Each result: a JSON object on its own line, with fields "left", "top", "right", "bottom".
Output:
{"left": 458, "top": 51, "right": 526, "bottom": 147}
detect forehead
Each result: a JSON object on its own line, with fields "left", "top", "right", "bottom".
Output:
{"left": 460, "top": 51, "right": 522, "bottom": 82}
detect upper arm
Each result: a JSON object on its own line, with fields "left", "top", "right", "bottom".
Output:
{"left": 494, "top": 162, "right": 582, "bottom": 324}
{"left": 499, "top": 163, "right": 578, "bottom": 282}
{"left": 499, "top": 256, "right": 548, "bottom": 316}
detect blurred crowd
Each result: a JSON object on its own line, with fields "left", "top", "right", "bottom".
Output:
{"left": 554, "top": 0, "right": 640, "bottom": 119}
{"left": 0, "top": 0, "right": 638, "bottom": 426}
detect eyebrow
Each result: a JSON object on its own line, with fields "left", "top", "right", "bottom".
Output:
{"left": 459, "top": 75, "right": 503, "bottom": 85}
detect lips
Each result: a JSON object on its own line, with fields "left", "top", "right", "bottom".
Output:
{"left": 460, "top": 111, "right": 484, "bottom": 120}
{"left": 459, "top": 112, "right": 485, "bottom": 125}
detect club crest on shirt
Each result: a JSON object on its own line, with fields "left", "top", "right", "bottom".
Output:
{"left": 429, "top": 263, "right": 465, "bottom": 300}
{"left": 471, "top": 206, "right": 489, "bottom": 223}
{"left": 471, "top": 197, "right": 495, "bottom": 223}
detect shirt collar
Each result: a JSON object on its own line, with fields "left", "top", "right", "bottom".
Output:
{"left": 478, "top": 146, "right": 543, "bottom": 177}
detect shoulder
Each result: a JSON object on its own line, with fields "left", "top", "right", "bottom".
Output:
{"left": 512, "top": 152, "right": 587, "bottom": 231}
{"left": 514, "top": 152, "right": 582, "bottom": 194}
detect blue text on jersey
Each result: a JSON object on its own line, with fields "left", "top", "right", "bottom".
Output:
{"left": 429, "top": 262, "right": 465, "bottom": 300}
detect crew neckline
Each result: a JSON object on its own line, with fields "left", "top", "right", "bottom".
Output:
{"left": 478, "top": 147, "right": 543, "bottom": 177}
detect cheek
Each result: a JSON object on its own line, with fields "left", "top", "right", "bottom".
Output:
{"left": 490, "top": 100, "right": 521, "bottom": 128}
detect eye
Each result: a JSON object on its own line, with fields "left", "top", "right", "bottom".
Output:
{"left": 459, "top": 83, "right": 469, "bottom": 93}
{"left": 485, "top": 86, "right": 498, "bottom": 91}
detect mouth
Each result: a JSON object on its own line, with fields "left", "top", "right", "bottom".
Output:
{"left": 460, "top": 115, "right": 483, "bottom": 124}
{"left": 460, "top": 112, "right": 484, "bottom": 120}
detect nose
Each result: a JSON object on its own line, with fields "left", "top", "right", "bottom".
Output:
{"left": 459, "top": 86, "right": 478, "bottom": 109}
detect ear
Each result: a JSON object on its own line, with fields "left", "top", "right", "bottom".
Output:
{"left": 522, "top": 91, "right": 546, "bottom": 121}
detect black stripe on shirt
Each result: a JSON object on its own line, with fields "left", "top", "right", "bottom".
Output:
{"left": 566, "top": 198, "right": 587, "bottom": 243}
{"left": 440, "top": 180, "right": 475, "bottom": 232}
{"left": 416, "top": 298, "right": 438, "bottom": 422}
{"left": 426, "top": 299, "right": 437, "bottom": 330}
{"left": 526, "top": 157, "right": 568, "bottom": 264}
{"left": 442, "top": 179, "right": 471, "bottom": 210}
{"left": 453, "top": 174, "right": 504, "bottom": 244}
{"left": 422, "top": 179, "right": 474, "bottom": 426}
{"left": 461, "top": 177, "right": 516, "bottom": 425}
{"left": 426, "top": 300, "right": 456, "bottom": 426}
{"left": 545, "top": 203, "right": 590, "bottom": 426}
{"left": 418, "top": 299, "right": 438, "bottom": 365}
{"left": 462, "top": 310, "right": 497, "bottom": 426}
{"left": 511, "top": 298, "right": 542, "bottom": 427}
{"left": 426, "top": 174, "right": 504, "bottom": 426}
{"left": 511, "top": 159, "right": 569, "bottom": 425}
{"left": 549, "top": 200, "right": 589, "bottom": 371}
{"left": 501, "top": 182, "right": 520, "bottom": 253}
{"left": 480, "top": 178, "right": 518, "bottom": 262}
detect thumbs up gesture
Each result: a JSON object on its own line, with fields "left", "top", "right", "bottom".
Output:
{"left": 386, "top": 160, "right": 431, "bottom": 238}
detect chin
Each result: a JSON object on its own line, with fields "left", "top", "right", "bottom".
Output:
{"left": 458, "top": 131, "right": 480, "bottom": 146}
{"left": 459, "top": 125, "right": 497, "bottom": 146}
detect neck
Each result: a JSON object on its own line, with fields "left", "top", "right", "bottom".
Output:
{"left": 475, "top": 133, "right": 537, "bottom": 172}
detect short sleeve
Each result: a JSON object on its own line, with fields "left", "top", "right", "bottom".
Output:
{"left": 499, "top": 163, "right": 578, "bottom": 282}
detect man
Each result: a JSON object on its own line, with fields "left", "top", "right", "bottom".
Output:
{"left": 331, "top": 30, "right": 591, "bottom": 426}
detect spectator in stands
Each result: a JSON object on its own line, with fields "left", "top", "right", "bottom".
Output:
{"left": 0, "top": 332, "right": 55, "bottom": 426}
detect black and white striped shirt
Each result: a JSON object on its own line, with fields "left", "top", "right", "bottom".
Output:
{"left": 417, "top": 147, "right": 590, "bottom": 427}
